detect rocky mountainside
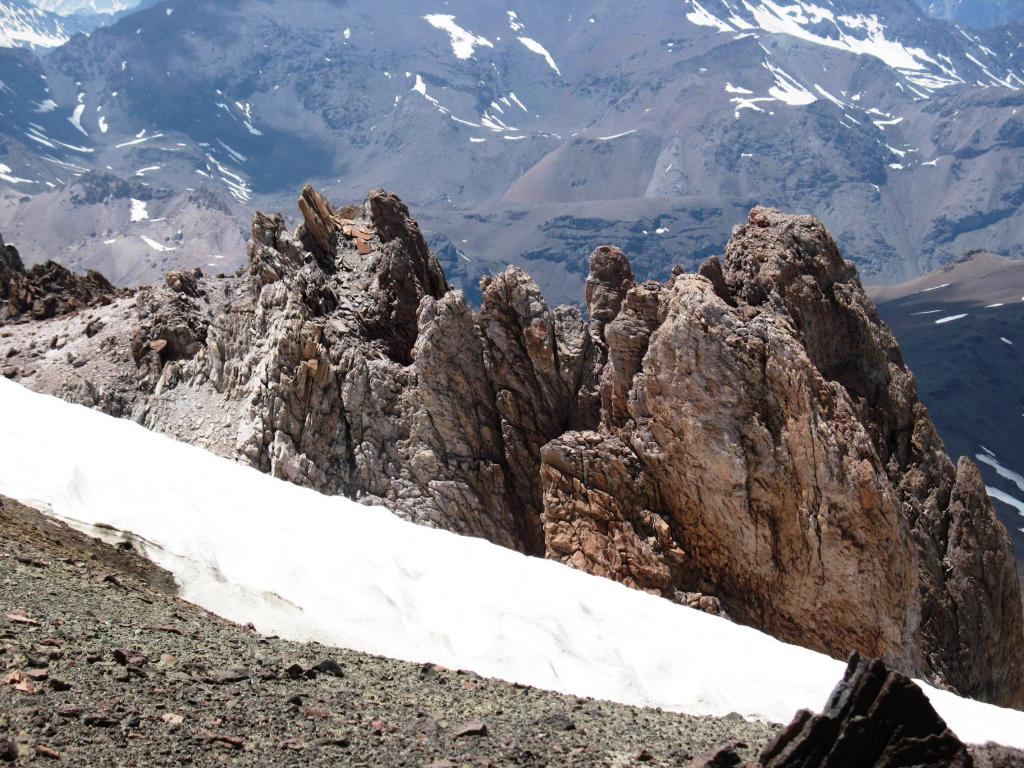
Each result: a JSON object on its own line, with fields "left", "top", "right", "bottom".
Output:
{"left": 1, "top": 0, "right": 1024, "bottom": 301}
{"left": 2, "top": 188, "right": 1022, "bottom": 710}
{"left": 0, "top": 1, "right": 87, "bottom": 48}
{"left": 0, "top": 0, "right": 127, "bottom": 49}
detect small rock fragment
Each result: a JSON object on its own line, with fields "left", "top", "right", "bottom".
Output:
{"left": 84, "top": 713, "right": 117, "bottom": 728}
{"left": 36, "top": 745, "right": 59, "bottom": 760}
{"left": 683, "top": 744, "right": 743, "bottom": 768}
{"left": 452, "top": 720, "right": 488, "bottom": 739}
{"left": 198, "top": 730, "right": 244, "bottom": 750}
{"left": 5, "top": 612, "right": 39, "bottom": 626}
{"left": 205, "top": 667, "right": 250, "bottom": 685}
{"left": 312, "top": 658, "right": 344, "bottom": 677}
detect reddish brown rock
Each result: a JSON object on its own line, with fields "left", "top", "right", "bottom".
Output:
{"left": 540, "top": 208, "right": 1024, "bottom": 707}
{"left": 1, "top": 234, "right": 119, "bottom": 325}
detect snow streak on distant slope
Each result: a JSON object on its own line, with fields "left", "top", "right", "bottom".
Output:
{"left": 518, "top": 35, "right": 561, "bottom": 76}
{"left": 423, "top": 14, "right": 493, "bottom": 60}
{"left": 0, "top": 379, "right": 1023, "bottom": 748}
{"left": 682, "top": 0, "right": 1023, "bottom": 94}
{"left": 29, "top": 0, "right": 138, "bottom": 14}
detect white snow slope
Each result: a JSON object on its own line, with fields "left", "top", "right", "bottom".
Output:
{"left": 1, "top": 378, "right": 1023, "bottom": 748}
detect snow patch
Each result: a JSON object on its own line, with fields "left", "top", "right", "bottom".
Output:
{"left": 0, "top": 379, "right": 1023, "bottom": 749}
{"left": 518, "top": 36, "right": 561, "bottom": 76}
{"left": 687, "top": 0, "right": 734, "bottom": 32}
{"left": 596, "top": 129, "right": 637, "bottom": 141}
{"left": 764, "top": 60, "right": 816, "bottom": 106}
{"left": 0, "top": 163, "right": 33, "bottom": 185}
{"left": 139, "top": 235, "right": 175, "bottom": 253}
{"left": 129, "top": 198, "right": 148, "bottom": 222}
{"left": 988, "top": 487, "right": 1024, "bottom": 517}
{"left": 423, "top": 14, "right": 493, "bottom": 60}
{"left": 975, "top": 453, "right": 1024, "bottom": 496}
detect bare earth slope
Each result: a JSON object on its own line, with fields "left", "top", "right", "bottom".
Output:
{"left": 0, "top": 495, "right": 778, "bottom": 766}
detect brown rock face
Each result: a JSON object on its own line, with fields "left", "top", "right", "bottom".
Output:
{"left": 1, "top": 234, "right": 118, "bottom": 325}
{"left": 539, "top": 208, "right": 1024, "bottom": 707}
{"left": 6, "top": 195, "right": 1023, "bottom": 707}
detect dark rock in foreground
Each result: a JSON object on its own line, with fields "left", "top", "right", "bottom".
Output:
{"left": 759, "top": 653, "right": 970, "bottom": 767}
{"left": 685, "top": 653, "right": 1023, "bottom": 767}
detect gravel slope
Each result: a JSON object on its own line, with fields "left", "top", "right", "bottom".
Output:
{"left": 0, "top": 495, "right": 777, "bottom": 766}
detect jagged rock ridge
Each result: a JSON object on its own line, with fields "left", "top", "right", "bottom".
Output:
{"left": 1, "top": 232, "right": 118, "bottom": 324}
{"left": 0, "top": 191, "right": 1021, "bottom": 709}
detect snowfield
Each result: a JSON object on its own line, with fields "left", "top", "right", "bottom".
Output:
{"left": 1, "top": 378, "right": 1023, "bottom": 748}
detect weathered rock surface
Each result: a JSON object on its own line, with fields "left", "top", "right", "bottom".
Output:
{"left": 758, "top": 652, "right": 972, "bottom": 767}
{"left": 538, "top": 208, "right": 1024, "bottom": 708}
{"left": 1, "top": 234, "right": 119, "bottom": 325}
{"left": 685, "top": 653, "right": 1023, "bottom": 767}
{"left": 3, "top": 194, "right": 1023, "bottom": 708}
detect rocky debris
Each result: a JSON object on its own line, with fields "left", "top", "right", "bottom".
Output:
{"left": 1, "top": 235, "right": 119, "bottom": 325}
{"left": 66, "top": 172, "right": 171, "bottom": 207}
{"left": 164, "top": 269, "right": 204, "bottom": 298}
{"left": 5, "top": 193, "right": 1024, "bottom": 706}
{"left": 758, "top": 653, "right": 971, "bottom": 767}
{"left": 683, "top": 744, "right": 745, "bottom": 767}
{"left": 0, "top": 495, "right": 776, "bottom": 767}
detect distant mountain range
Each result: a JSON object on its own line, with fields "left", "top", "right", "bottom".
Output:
{"left": 872, "top": 252, "right": 1024, "bottom": 571}
{"left": 0, "top": 0, "right": 1023, "bottom": 305}
{"left": 0, "top": 0, "right": 147, "bottom": 51}
{"left": 30, "top": 0, "right": 141, "bottom": 14}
